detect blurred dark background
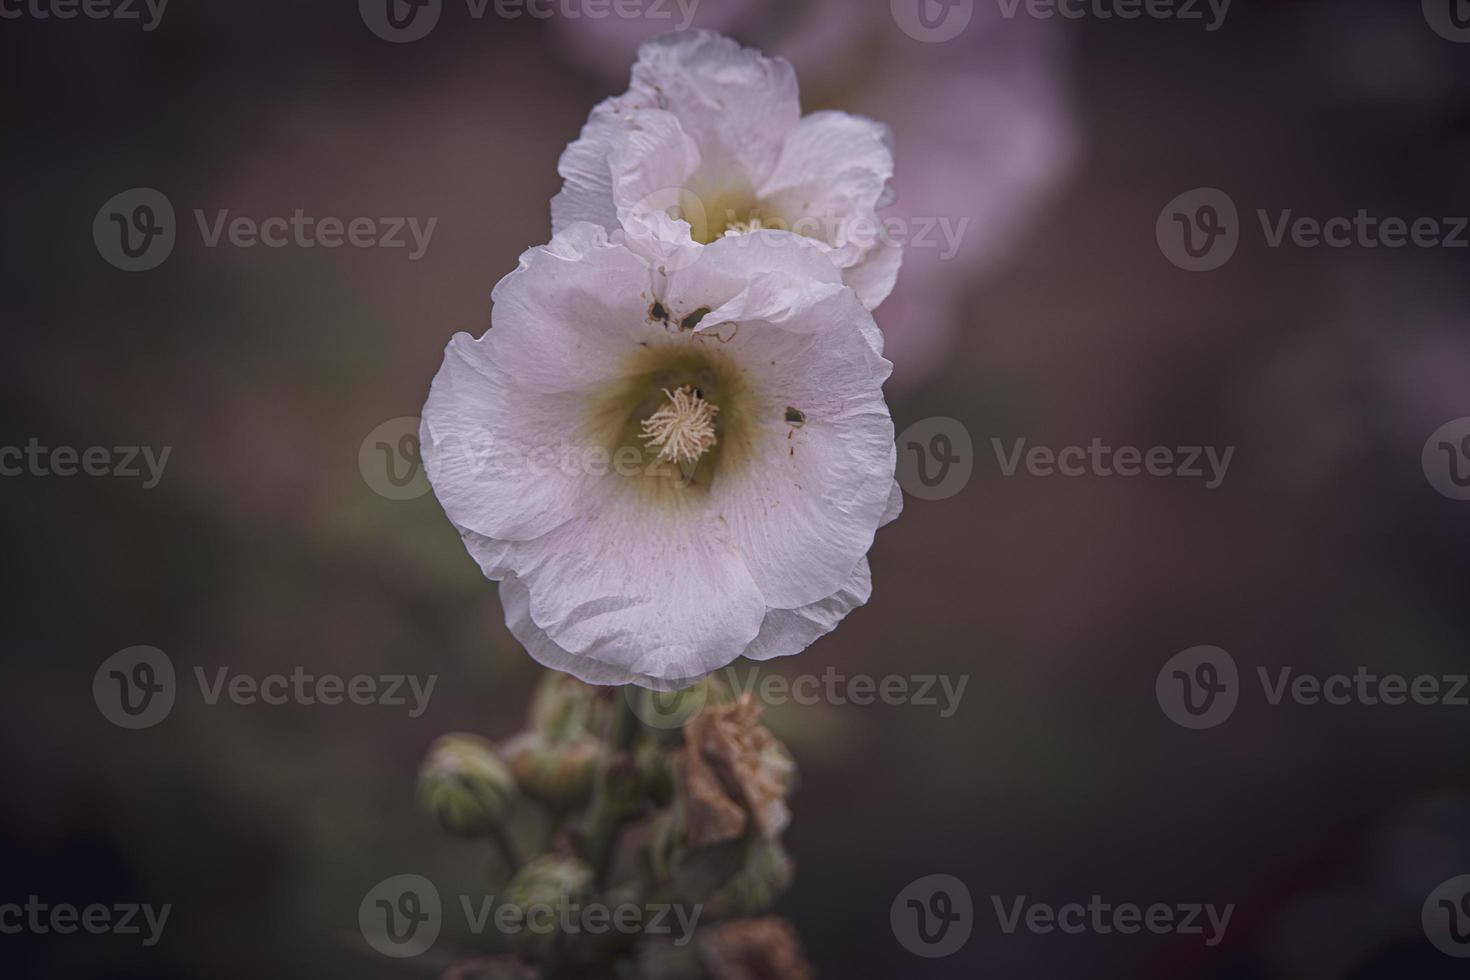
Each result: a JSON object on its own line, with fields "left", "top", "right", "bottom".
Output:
{"left": 3, "top": 0, "right": 1469, "bottom": 977}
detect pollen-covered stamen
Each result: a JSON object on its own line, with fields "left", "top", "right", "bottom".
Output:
{"left": 722, "top": 216, "right": 767, "bottom": 237}
{"left": 641, "top": 385, "right": 720, "bottom": 467}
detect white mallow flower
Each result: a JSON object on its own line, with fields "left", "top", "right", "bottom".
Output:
{"left": 420, "top": 223, "right": 901, "bottom": 690}
{"left": 551, "top": 30, "right": 903, "bottom": 312}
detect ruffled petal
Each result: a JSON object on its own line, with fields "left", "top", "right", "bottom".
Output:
{"left": 757, "top": 111, "right": 899, "bottom": 309}
{"left": 507, "top": 493, "right": 769, "bottom": 685}
{"left": 421, "top": 225, "right": 659, "bottom": 542}
{"left": 843, "top": 236, "right": 904, "bottom": 314}
{"left": 607, "top": 108, "right": 705, "bottom": 255}
{"left": 742, "top": 558, "right": 872, "bottom": 663}
{"left": 661, "top": 234, "right": 887, "bottom": 357}
{"left": 486, "top": 223, "right": 660, "bottom": 393}
{"left": 551, "top": 96, "right": 624, "bottom": 233}
{"left": 500, "top": 575, "right": 713, "bottom": 691}
{"left": 628, "top": 30, "right": 800, "bottom": 194}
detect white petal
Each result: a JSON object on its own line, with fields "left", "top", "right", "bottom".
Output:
{"left": 607, "top": 109, "right": 705, "bottom": 253}
{"left": 661, "top": 234, "right": 888, "bottom": 357}
{"left": 499, "top": 575, "right": 711, "bottom": 691}
{"left": 508, "top": 494, "right": 769, "bottom": 685}
{"left": 843, "top": 237, "right": 904, "bottom": 315}
{"left": 706, "top": 289, "right": 896, "bottom": 609}
{"left": 420, "top": 225, "right": 655, "bottom": 542}
{"left": 629, "top": 30, "right": 800, "bottom": 193}
{"left": 757, "top": 111, "right": 900, "bottom": 308}
{"left": 742, "top": 559, "right": 872, "bottom": 663}
{"left": 880, "top": 479, "right": 904, "bottom": 528}
{"left": 487, "top": 223, "right": 659, "bottom": 393}
{"left": 420, "top": 341, "right": 596, "bottom": 544}
{"left": 551, "top": 95, "right": 631, "bottom": 234}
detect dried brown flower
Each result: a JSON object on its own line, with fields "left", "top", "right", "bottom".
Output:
{"left": 701, "top": 917, "right": 814, "bottom": 980}
{"left": 680, "top": 696, "right": 794, "bottom": 848}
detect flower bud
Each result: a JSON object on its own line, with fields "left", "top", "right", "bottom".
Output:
{"left": 501, "top": 731, "right": 603, "bottom": 811}
{"left": 528, "top": 672, "right": 611, "bottom": 741}
{"left": 418, "top": 734, "right": 519, "bottom": 837}
{"left": 502, "top": 855, "right": 595, "bottom": 956}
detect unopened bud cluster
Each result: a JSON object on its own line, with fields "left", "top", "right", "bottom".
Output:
{"left": 415, "top": 673, "right": 812, "bottom": 979}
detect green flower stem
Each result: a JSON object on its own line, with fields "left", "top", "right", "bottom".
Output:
{"left": 581, "top": 686, "right": 642, "bottom": 880}
{"left": 608, "top": 685, "right": 641, "bottom": 752}
{"left": 488, "top": 821, "right": 524, "bottom": 876}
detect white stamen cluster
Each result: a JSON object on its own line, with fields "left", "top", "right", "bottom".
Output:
{"left": 723, "top": 216, "right": 767, "bottom": 237}
{"left": 640, "top": 386, "right": 720, "bottom": 466}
